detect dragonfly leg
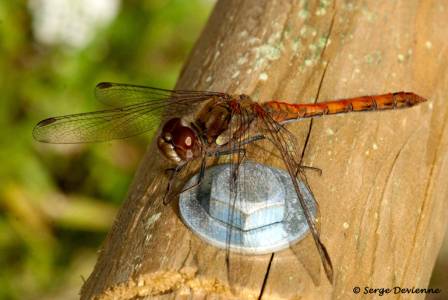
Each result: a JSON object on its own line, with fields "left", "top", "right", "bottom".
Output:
{"left": 210, "top": 134, "right": 265, "bottom": 158}
{"left": 164, "top": 167, "right": 176, "bottom": 175}
{"left": 240, "top": 134, "right": 266, "bottom": 146}
{"left": 163, "top": 163, "right": 186, "bottom": 205}
{"left": 298, "top": 165, "right": 323, "bottom": 176}
{"left": 179, "top": 180, "right": 201, "bottom": 194}
{"left": 212, "top": 148, "right": 246, "bottom": 157}
{"left": 180, "top": 155, "right": 207, "bottom": 194}
{"left": 179, "top": 135, "right": 267, "bottom": 196}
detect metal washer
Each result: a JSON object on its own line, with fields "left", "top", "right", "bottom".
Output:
{"left": 179, "top": 162, "right": 317, "bottom": 254}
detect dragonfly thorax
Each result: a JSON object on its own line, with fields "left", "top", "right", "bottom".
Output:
{"left": 157, "top": 118, "right": 201, "bottom": 164}
{"left": 195, "top": 98, "right": 233, "bottom": 145}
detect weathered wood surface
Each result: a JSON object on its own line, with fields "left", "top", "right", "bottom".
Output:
{"left": 81, "top": 1, "right": 448, "bottom": 299}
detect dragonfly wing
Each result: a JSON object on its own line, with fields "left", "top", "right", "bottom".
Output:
{"left": 221, "top": 104, "right": 254, "bottom": 286}
{"left": 258, "top": 107, "right": 334, "bottom": 284}
{"left": 33, "top": 105, "right": 164, "bottom": 143}
{"left": 95, "top": 82, "right": 223, "bottom": 108}
{"left": 33, "top": 91, "right": 218, "bottom": 144}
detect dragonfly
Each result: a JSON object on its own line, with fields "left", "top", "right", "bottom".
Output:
{"left": 33, "top": 82, "right": 427, "bottom": 284}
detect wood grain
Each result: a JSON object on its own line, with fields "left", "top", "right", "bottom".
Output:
{"left": 81, "top": 1, "right": 448, "bottom": 299}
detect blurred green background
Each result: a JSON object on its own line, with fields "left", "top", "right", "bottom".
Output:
{"left": 0, "top": 1, "right": 446, "bottom": 300}
{"left": 0, "top": 1, "right": 213, "bottom": 299}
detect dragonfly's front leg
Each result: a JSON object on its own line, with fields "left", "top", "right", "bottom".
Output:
{"left": 179, "top": 154, "right": 207, "bottom": 194}
{"left": 164, "top": 155, "right": 209, "bottom": 202}
{"left": 163, "top": 163, "right": 187, "bottom": 205}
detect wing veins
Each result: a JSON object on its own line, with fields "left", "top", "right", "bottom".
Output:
{"left": 34, "top": 93, "right": 218, "bottom": 143}
{"left": 259, "top": 109, "right": 334, "bottom": 283}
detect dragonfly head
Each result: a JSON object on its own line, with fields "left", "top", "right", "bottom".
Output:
{"left": 157, "top": 118, "right": 201, "bottom": 164}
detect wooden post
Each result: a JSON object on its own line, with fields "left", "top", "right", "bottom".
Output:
{"left": 81, "top": 1, "right": 448, "bottom": 299}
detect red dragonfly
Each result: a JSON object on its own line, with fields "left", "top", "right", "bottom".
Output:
{"left": 33, "top": 82, "right": 426, "bottom": 283}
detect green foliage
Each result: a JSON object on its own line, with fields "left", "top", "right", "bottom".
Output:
{"left": 0, "top": 0, "right": 213, "bottom": 298}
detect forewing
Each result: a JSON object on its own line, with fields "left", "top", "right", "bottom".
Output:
{"left": 95, "top": 82, "right": 222, "bottom": 108}
{"left": 33, "top": 84, "right": 221, "bottom": 143}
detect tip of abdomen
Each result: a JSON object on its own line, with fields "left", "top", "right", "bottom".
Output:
{"left": 408, "top": 92, "right": 427, "bottom": 105}
{"left": 394, "top": 92, "right": 427, "bottom": 107}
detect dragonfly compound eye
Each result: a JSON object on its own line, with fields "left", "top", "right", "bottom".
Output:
{"left": 158, "top": 118, "right": 200, "bottom": 163}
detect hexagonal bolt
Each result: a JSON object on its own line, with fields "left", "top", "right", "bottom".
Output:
{"left": 208, "top": 162, "right": 286, "bottom": 231}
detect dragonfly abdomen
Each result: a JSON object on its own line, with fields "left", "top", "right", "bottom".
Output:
{"left": 264, "top": 92, "right": 426, "bottom": 122}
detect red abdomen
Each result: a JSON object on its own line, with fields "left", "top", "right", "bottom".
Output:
{"left": 263, "top": 92, "right": 426, "bottom": 123}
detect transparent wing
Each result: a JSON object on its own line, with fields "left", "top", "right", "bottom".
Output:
{"left": 95, "top": 82, "right": 222, "bottom": 107}
{"left": 257, "top": 106, "right": 334, "bottom": 284}
{"left": 33, "top": 83, "right": 224, "bottom": 144}
{"left": 33, "top": 105, "right": 164, "bottom": 143}
{"left": 223, "top": 104, "right": 253, "bottom": 286}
